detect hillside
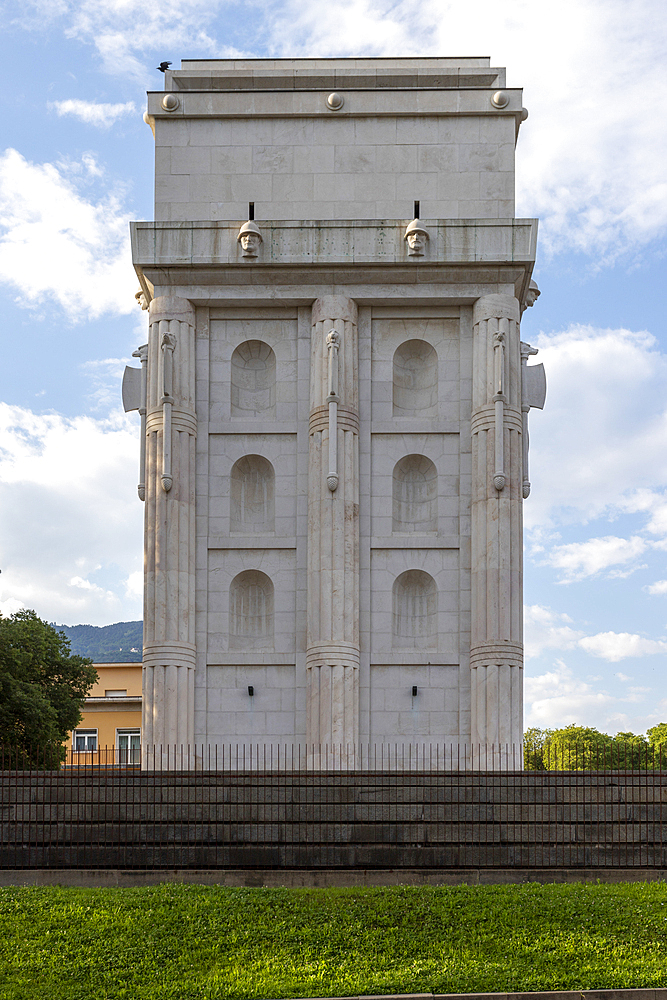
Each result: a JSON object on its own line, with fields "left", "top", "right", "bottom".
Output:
{"left": 54, "top": 621, "right": 142, "bottom": 663}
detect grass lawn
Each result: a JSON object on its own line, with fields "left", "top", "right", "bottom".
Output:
{"left": 2, "top": 881, "right": 667, "bottom": 1000}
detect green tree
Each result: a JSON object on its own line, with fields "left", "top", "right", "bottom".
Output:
{"left": 523, "top": 727, "right": 550, "bottom": 770}
{"left": 645, "top": 723, "right": 667, "bottom": 768}
{"left": 542, "top": 724, "right": 613, "bottom": 770}
{"left": 523, "top": 724, "right": 667, "bottom": 770}
{"left": 611, "top": 731, "right": 652, "bottom": 768}
{"left": 0, "top": 610, "right": 97, "bottom": 767}
{"left": 647, "top": 722, "right": 667, "bottom": 750}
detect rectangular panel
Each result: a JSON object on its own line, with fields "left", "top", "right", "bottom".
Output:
{"left": 206, "top": 664, "right": 296, "bottom": 742}
{"left": 370, "top": 663, "right": 460, "bottom": 742}
{"left": 207, "top": 434, "right": 297, "bottom": 539}
{"left": 207, "top": 548, "right": 297, "bottom": 657}
{"left": 371, "top": 315, "right": 460, "bottom": 424}
{"left": 370, "top": 548, "right": 459, "bottom": 660}
{"left": 209, "top": 317, "right": 298, "bottom": 424}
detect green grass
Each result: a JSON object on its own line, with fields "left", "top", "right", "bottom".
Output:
{"left": 2, "top": 882, "right": 667, "bottom": 999}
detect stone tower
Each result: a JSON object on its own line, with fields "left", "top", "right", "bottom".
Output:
{"left": 126, "top": 57, "right": 544, "bottom": 765}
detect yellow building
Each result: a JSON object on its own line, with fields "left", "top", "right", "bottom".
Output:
{"left": 69, "top": 662, "right": 142, "bottom": 764}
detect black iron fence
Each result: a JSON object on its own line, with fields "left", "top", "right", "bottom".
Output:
{"left": 2, "top": 744, "right": 666, "bottom": 870}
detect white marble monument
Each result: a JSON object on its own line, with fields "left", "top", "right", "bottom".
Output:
{"left": 125, "top": 57, "right": 545, "bottom": 766}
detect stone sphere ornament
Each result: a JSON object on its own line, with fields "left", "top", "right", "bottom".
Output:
{"left": 404, "top": 219, "right": 430, "bottom": 257}
{"left": 161, "top": 93, "right": 180, "bottom": 112}
{"left": 237, "top": 220, "right": 263, "bottom": 259}
{"left": 491, "top": 90, "right": 509, "bottom": 108}
{"left": 326, "top": 92, "right": 344, "bottom": 111}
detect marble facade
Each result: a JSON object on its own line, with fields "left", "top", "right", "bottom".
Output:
{"left": 127, "top": 58, "right": 544, "bottom": 765}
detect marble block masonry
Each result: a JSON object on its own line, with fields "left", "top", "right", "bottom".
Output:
{"left": 124, "top": 57, "right": 546, "bottom": 767}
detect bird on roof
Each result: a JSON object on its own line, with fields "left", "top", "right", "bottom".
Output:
{"left": 157, "top": 62, "right": 172, "bottom": 73}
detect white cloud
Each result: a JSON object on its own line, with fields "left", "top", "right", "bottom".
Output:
{"left": 524, "top": 660, "right": 665, "bottom": 732}
{"left": 10, "top": 0, "right": 667, "bottom": 257}
{"left": 647, "top": 580, "right": 667, "bottom": 595}
{"left": 622, "top": 490, "right": 667, "bottom": 538}
{"left": 543, "top": 535, "right": 648, "bottom": 584}
{"left": 50, "top": 99, "right": 137, "bottom": 127}
{"left": 0, "top": 402, "right": 143, "bottom": 625}
{"left": 82, "top": 357, "right": 135, "bottom": 412}
{"left": 526, "top": 325, "right": 667, "bottom": 531}
{"left": 524, "top": 604, "right": 584, "bottom": 659}
{"left": 13, "top": 0, "right": 230, "bottom": 80}
{"left": 0, "top": 597, "right": 25, "bottom": 617}
{"left": 525, "top": 605, "right": 667, "bottom": 664}
{"left": 124, "top": 570, "right": 143, "bottom": 600}
{"left": 267, "top": 0, "right": 667, "bottom": 258}
{"left": 579, "top": 631, "right": 667, "bottom": 662}
{"left": 0, "top": 148, "right": 136, "bottom": 320}
{"left": 525, "top": 660, "right": 616, "bottom": 729}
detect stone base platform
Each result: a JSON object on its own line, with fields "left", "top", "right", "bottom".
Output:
{"left": 2, "top": 868, "right": 666, "bottom": 888}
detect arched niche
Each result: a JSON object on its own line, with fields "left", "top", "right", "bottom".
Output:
{"left": 392, "top": 455, "right": 437, "bottom": 533}
{"left": 392, "top": 570, "right": 437, "bottom": 649}
{"left": 229, "top": 570, "right": 274, "bottom": 649}
{"left": 231, "top": 340, "right": 276, "bottom": 416}
{"left": 230, "top": 455, "right": 275, "bottom": 534}
{"left": 392, "top": 340, "right": 438, "bottom": 417}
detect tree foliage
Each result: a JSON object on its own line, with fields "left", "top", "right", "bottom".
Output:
{"left": 524, "top": 724, "right": 667, "bottom": 770}
{"left": 0, "top": 610, "right": 97, "bottom": 766}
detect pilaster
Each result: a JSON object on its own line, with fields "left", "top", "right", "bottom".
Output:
{"left": 142, "top": 295, "right": 197, "bottom": 765}
{"left": 306, "top": 295, "right": 360, "bottom": 753}
{"left": 470, "top": 294, "right": 523, "bottom": 763}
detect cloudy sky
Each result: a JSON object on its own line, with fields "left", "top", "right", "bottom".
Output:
{"left": 0, "top": 0, "right": 666, "bottom": 735}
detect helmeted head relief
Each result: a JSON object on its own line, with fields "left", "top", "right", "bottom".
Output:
{"left": 237, "top": 220, "right": 263, "bottom": 258}
{"left": 404, "top": 219, "right": 429, "bottom": 256}
{"left": 525, "top": 279, "right": 541, "bottom": 309}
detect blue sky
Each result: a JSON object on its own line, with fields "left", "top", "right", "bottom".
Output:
{"left": 0, "top": 0, "right": 666, "bottom": 735}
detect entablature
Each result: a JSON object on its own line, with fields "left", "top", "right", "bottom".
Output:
{"left": 132, "top": 218, "right": 537, "bottom": 266}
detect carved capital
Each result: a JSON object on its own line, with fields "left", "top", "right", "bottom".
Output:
{"left": 473, "top": 293, "right": 520, "bottom": 326}
{"left": 311, "top": 295, "right": 357, "bottom": 326}
{"left": 149, "top": 295, "right": 195, "bottom": 327}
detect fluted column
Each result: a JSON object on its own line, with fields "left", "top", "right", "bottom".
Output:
{"left": 142, "top": 296, "right": 197, "bottom": 766}
{"left": 470, "top": 294, "right": 523, "bottom": 764}
{"left": 307, "top": 295, "right": 360, "bottom": 754}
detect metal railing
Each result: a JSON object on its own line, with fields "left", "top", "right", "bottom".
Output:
{"left": 1, "top": 743, "right": 666, "bottom": 870}
{"left": 66, "top": 748, "right": 142, "bottom": 768}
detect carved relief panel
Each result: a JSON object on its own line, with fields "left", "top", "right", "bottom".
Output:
{"left": 230, "top": 455, "right": 275, "bottom": 534}
{"left": 392, "top": 570, "right": 438, "bottom": 649}
{"left": 392, "top": 455, "right": 438, "bottom": 533}
{"left": 229, "top": 570, "right": 274, "bottom": 649}
{"left": 392, "top": 340, "right": 438, "bottom": 417}
{"left": 231, "top": 340, "right": 276, "bottom": 417}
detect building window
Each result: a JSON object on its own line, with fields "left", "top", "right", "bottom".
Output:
{"left": 73, "top": 729, "right": 98, "bottom": 751}
{"left": 105, "top": 690, "right": 127, "bottom": 698}
{"left": 117, "top": 729, "right": 141, "bottom": 765}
